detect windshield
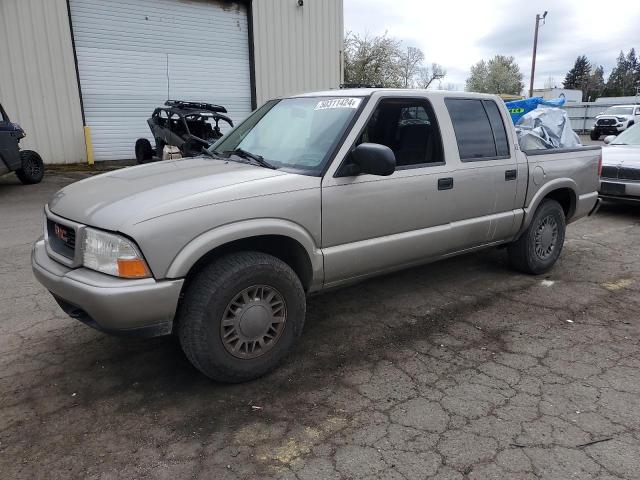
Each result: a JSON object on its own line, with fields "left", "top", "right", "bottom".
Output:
{"left": 603, "top": 106, "right": 633, "bottom": 116}
{"left": 611, "top": 123, "right": 640, "bottom": 145}
{"left": 210, "top": 96, "right": 363, "bottom": 174}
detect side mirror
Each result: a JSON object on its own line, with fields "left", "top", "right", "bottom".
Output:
{"left": 350, "top": 143, "right": 396, "bottom": 176}
{"left": 603, "top": 135, "right": 616, "bottom": 144}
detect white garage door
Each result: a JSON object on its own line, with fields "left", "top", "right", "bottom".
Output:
{"left": 69, "top": 0, "right": 252, "bottom": 161}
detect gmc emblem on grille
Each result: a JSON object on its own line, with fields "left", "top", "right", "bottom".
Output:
{"left": 54, "top": 224, "right": 68, "bottom": 242}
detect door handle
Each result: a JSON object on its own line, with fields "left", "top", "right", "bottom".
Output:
{"left": 438, "top": 177, "right": 454, "bottom": 190}
{"left": 505, "top": 169, "right": 517, "bottom": 181}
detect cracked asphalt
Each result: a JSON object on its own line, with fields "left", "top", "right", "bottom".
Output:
{"left": 2, "top": 170, "right": 640, "bottom": 480}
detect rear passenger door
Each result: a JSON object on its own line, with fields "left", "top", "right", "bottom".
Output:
{"left": 443, "top": 98, "right": 520, "bottom": 249}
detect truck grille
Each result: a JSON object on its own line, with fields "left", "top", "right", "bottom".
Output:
{"left": 600, "top": 166, "right": 618, "bottom": 179}
{"left": 46, "top": 219, "right": 76, "bottom": 259}
{"left": 619, "top": 167, "right": 640, "bottom": 182}
{"left": 597, "top": 119, "right": 616, "bottom": 126}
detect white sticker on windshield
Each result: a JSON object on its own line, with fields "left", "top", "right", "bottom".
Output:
{"left": 314, "top": 98, "right": 362, "bottom": 110}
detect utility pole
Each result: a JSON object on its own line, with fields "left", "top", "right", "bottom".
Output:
{"left": 529, "top": 11, "right": 547, "bottom": 98}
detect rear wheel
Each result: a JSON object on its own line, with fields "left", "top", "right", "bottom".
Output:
{"left": 15, "top": 150, "right": 44, "bottom": 184}
{"left": 135, "top": 138, "right": 153, "bottom": 164}
{"left": 590, "top": 129, "right": 600, "bottom": 141}
{"left": 177, "top": 252, "right": 306, "bottom": 383}
{"left": 508, "top": 199, "right": 566, "bottom": 274}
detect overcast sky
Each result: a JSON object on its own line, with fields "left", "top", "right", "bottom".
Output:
{"left": 344, "top": 0, "right": 640, "bottom": 91}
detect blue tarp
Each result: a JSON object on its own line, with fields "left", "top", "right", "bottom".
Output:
{"left": 504, "top": 97, "right": 565, "bottom": 123}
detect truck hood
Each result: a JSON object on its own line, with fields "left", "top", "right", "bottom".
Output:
{"left": 49, "top": 157, "right": 312, "bottom": 231}
{"left": 602, "top": 145, "right": 640, "bottom": 167}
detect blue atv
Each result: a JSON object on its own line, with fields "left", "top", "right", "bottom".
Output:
{"left": 0, "top": 103, "right": 44, "bottom": 184}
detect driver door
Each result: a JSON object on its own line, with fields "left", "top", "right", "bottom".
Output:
{"left": 321, "top": 96, "right": 455, "bottom": 287}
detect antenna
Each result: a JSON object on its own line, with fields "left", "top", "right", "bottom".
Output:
{"left": 166, "top": 53, "right": 170, "bottom": 101}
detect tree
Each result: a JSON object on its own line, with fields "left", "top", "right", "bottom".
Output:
{"left": 417, "top": 63, "right": 446, "bottom": 89}
{"left": 605, "top": 49, "right": 639, "bottom": 97}
{"left": 465, "top": 55, "right": 524, "bottom": 95}
{"left": 343, "top": 32, "right": 446, "bottom": 89}
{"left": 588, "top": 65, "right": 605, "bottom": 101}
{"left": 544, "top": 76, "right": 558, "bottom": 89}
{"left": 399, "top": 46, "right": 424, "bottom": 88}
{"left": 344, "top": 32, "right": 403, "bottom": 87}
{"left": 563, "top": 55, "right": 606, "bottom": 101}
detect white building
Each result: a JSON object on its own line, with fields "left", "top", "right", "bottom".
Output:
{"left": 531, "top": 88, "right": 583, "bottom": 104}
{"left": 0, "top": 0, "right": 344, "bottom": 163}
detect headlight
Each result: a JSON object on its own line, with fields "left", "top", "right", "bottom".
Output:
{"left": 82, "top": 228, "right": 151, "bottom": 279}
{"left": 616, "top": 117, "right": 626, "bottom": 122}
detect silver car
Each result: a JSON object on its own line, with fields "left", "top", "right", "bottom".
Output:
{"left": 599, "top": 124, "right": 640, "bottom": 201}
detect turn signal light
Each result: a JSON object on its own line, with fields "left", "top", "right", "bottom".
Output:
{"left": 117, "top": 258, "right": 151, "bottom": 279}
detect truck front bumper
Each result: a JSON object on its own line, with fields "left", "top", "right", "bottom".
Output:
{"left": 599, "top": 179, "right": 640, "bottom": 203}
{"left": 31, "top": 239, "right": 184, "bottom": 337}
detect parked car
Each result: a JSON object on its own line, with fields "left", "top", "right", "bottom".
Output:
{"left": 135, "top": 100, "right": 233, "bottom": 163}
{"left": 599, "top": 123, "right": 640, "bottom": 201}
{"left": 32, "top": 89, "right": 601, "bottom": 382}
{"left": 0, "top": 103, "right": 44, "bottom": 184}
{"left": 590, "top": 104, "right": 640, "bottom": 140}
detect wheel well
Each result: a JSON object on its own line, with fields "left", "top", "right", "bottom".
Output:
{"left": 543, "top": 188, "right": 576, "bottom": 219}
{"left": 183, "top": 235, "right": 314, "bottom": 293}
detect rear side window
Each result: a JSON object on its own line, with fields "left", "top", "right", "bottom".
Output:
{"left": 445, "top": 98, "right": 510, "bottom": 160}
{"left": 482, "top": 100, "right": 510, "bottom": 157}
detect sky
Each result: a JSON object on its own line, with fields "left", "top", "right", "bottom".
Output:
{"left": 344, "top": 0, "right": 640, "bottom": 91}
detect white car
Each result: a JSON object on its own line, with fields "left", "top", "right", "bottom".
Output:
{"left": 591, "top": 104, "right": 640, "bottom": 140}
{"left": 599, "top": 123, "right": 640, "bottom": 201}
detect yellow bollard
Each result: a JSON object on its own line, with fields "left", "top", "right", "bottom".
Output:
{"left": 84, "top": 126, "right": 94, "bottom": 166}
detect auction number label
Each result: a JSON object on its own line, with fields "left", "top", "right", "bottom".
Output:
{"left": 315, "top": 98, "right": 362, "bottom": 110}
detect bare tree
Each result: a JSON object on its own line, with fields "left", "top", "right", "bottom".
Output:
{"left": 544, "top": 76, "right": 557, "bottom": 89}
{"left": 344, "top": 32, "right": 446, "bottom": 89}
{"left": 399, "top": 46, "right": 425, "bottom": 88}
{"left": 439, "top": 82, "right": 459, "bottom": 91}
{"left": 343, "top": 31, "right": 403, "bottom": 87}
{"left": 418, "top": 63, "right": 446, "bottom": 89}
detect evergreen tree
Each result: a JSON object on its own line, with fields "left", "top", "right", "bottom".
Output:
{"left": 605, "top": 49, "right": 638, "bottom": 96}
{"left": 563, "top": 55, "right": 592, "bottom": 100}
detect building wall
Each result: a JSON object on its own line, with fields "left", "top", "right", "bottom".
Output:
{"left": 251, "top": 0, "right": 344, "bottom": 106}
{"left": 0, "top": 0, "right": 86, "bottom": 164}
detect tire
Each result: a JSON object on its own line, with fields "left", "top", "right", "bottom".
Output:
{"left": 15, "top": 150, "right": 44, "bottom": 185}
{"left": 177, "top": 252, "right": 306, "bottom": 383}
{"left": 508, "top": 199, "right": 566, "bottom": 275}
{"left": 135, "top": 138, "right": 153, "bottom": 164}
{"left": 590, "top": 130, "right": 600, "bottom": 141}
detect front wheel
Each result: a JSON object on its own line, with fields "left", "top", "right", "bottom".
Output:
{"left": 508, "top": 199, "right": 566, "bottom": 275}
{"left": 15, "top": 150, "right": 44, "bottom": 184}
{"left": 590, "top": 130, "right": 600, "bottom": 141}
{"left": 177, "top": 252, "right": 306, "bottom": 383}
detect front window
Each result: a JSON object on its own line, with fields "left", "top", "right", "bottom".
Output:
{"left": 603, "top": 106, "right": 633, "bottom": 116}
{"left": 611, "top": 123, "right": 640, "bottom": 145}
{"left": 211, "top": 97, "right": 363, "bottom": 175}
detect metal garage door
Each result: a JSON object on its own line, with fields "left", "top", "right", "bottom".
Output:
{"left": 69, "top": 0, "right": 252, "bottom": 161}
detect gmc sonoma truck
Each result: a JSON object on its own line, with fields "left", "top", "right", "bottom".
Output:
{"left": 32, "top": 90, "right": 601, "bottom": 382}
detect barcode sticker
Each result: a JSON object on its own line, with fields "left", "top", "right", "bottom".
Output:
{"left": 314, "top": 98, "right": 362, "bottom": 110}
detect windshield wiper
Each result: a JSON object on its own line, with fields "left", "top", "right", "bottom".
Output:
{"left": 201, "top": 147, "right": 222, "bottom": 159}
{"left": 224, "top": 148, "right": 276, "bottom": 169}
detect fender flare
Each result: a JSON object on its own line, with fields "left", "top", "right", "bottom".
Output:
{"left": 521, "top": 178, "right": 578, "bottom": 232}
{"left": 165, "top": 218, "right": 323, "bottom": 284}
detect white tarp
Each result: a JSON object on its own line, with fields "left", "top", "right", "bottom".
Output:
{"left": 515, "top": 107, "right": 581, "bottom": 150}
